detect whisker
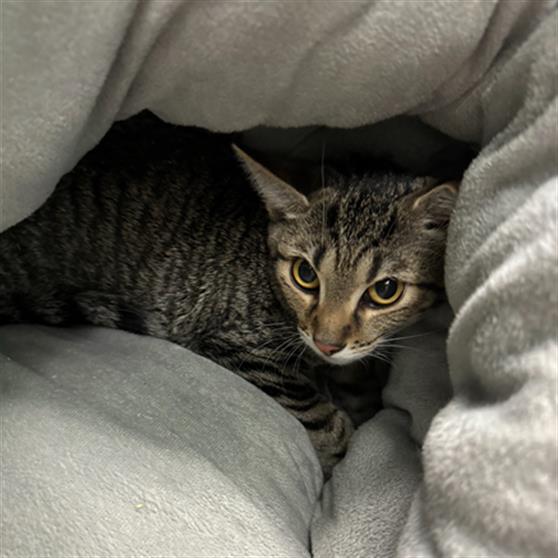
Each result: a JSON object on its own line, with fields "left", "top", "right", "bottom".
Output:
{"left": 281, "top": 338, "right": 305, "bottom": 376}
{"left": 369, "top": 351, "right": 392, "bottom": 366}
{"left": 259, "top": 335, "right": 302, "bottom": 374}
{"left": 291, "top": 343, "right": 307, "bottom": 379}
{"left": 377, "top": 343, "right": 431, "bottom": 355}
{"left": 387, "top": 331, "right": 436, "bottom": 342}
{"left": 320, "top": 140, "right": 327, "bottom": 247}
{"left": 234, "top": 332, "right": 301, "bottom": 372}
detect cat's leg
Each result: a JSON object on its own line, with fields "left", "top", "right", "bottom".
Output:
{"left": 249, "top": 370, "right": 353, "bottom": 477}
{"left": 291, "top": 390, "right": 354, "bottom": 477}
{"left": 206, "top": 340, "right": 353, "bottom": 476}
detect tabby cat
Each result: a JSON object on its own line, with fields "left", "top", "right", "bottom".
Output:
{"left": 0, "top": 113, "right": 457, "bottom": 475}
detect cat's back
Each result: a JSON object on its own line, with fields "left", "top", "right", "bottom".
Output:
{"left": 74, "top": 111, "right": 257, "bottom": 212}
{"left": 0, "top": 113, "right": 269, "bottom": 299}
{"left": 23, "top": 111, "right": 263, "bottom": 233}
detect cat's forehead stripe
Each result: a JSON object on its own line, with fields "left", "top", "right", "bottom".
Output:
{"left": 326, "top": 205, "right": 338, "bottom": 230}
{"left": 378, "top": 211, "right": 397, "bottom": 241}
{"left": 366, "top": 254, "right": 383, "bottom": 283}
{"left": 349, "top": 242, "right": 378, "bottom": 270}
{"left": 313, "top": 245, "right": 326, "bottom": 269}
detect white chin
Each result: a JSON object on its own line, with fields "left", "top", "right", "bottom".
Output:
{"left": 318, "top": 351, "right": 361, "bottom": 366}
{"left": 306, "top": 341, "right": 362, "bottom": 366}
{"left": 298, "top": 329, "right": 364, "bottom": 365}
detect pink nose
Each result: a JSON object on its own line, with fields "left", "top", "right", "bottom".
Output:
{"left": 314, "top": 339, "right": 344, "bottom": 355}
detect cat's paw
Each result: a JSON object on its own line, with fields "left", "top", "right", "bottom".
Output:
{"left": 307, "top": 406, "right": 354, "bottom": 479}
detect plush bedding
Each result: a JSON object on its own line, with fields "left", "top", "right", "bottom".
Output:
{"left": 1, "top": 1, "right": 557, "bottom": 557}
{"left": 1, "top": 325, "right": 320, "bottom": 557}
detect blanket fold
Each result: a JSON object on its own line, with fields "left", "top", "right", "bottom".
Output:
{"left": 1, "top": 1, "right": 556, "bottom": 556}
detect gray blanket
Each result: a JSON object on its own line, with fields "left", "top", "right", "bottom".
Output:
{"left": 1, "top": 1, "right": 557, "bottom": 557}
{"left": 1, "top": 326, "right": 320, "bottom": 557}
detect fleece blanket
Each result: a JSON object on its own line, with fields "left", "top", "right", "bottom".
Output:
{"left": 1, "top": 1, "right": 557, "bottom": 557}
{"left": 0, "top": 325, "right": 321, "bottom": 557}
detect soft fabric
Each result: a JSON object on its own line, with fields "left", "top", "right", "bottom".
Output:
{"left": 312, "top": 305, "right": 454, "bottom": 557}
{"left": 0, "top": 325, "right": 320, "bottom": 557}
{"left": 1, "top": 1, "right": 557, "bottom": 557}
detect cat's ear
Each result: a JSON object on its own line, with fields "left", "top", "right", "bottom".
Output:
{"left": 411, "top": 180, "right": 459, "bottom": 231}
{"left": 232, "top": 145, "right": 310, "bottom": 221}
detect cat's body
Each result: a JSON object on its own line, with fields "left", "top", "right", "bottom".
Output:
{"left": 0, "top": 113, "right": 456, "bottom": 474}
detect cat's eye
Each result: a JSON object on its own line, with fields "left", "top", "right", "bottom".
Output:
{"left": 291, "top": 258, "right": 319, "bottom": 291}
{"left": 366, "top": 278, "right": 404, "bottom": 306}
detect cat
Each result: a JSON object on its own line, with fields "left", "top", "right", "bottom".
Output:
{"left": 0, "top": 112, "right": 457, "bottom": 475}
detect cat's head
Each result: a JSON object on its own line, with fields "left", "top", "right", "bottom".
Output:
{"left": 234, "top": 145, "right": 458, "bottom": 365}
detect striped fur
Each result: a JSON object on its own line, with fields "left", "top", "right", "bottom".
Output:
{"left": 0, "top": 112, "right": 454, "bottom": 475}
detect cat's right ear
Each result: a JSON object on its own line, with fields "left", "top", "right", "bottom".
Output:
{"left": 411, "top": 180, "right": 460, "bottom": 231}
{"left": 232, "top": 145, "right": 310, "bottom": 221}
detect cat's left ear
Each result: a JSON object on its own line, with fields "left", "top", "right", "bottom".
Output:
{"left": 232, "top": 145, "right": 310, "bottom": 221}
{"left": 411, "top": 180, "right": 460, "bottom": 231}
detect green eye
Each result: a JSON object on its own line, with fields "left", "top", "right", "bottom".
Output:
{"left": 367, "top": 278, "right": 404, "bottom": 306}
{"left": 292, "top": 258, "right": 319, "bottom": 291}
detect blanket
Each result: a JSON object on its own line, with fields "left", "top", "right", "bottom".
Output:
{"left": 0, "top": 325, "right": 320, "bottom": 557}
{"left": 1, "top": 1, "right": 557, "bottom": 556}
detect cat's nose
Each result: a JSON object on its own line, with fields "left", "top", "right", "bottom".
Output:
{"left": 313, "top": 338, "right": 344, "bottom": 355}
